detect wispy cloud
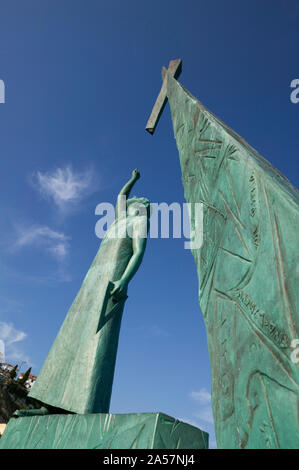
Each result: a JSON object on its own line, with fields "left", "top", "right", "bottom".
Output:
{"left": 0, "top": 322, "right": 26, "bottom": 345}
{"left": 33, "top": 165, "right": 96, "bottom": 209}
{"left": 14, "top": 225, "right": 70, "bottom": 261}
{"left": 190, "top": 388, "right": 211, "bottom": 404}
{"left": 0, "top": 321, "right": 31, "bottom": 367}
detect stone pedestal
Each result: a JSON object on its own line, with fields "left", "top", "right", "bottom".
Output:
{"left": 0, "top": 412, "right": 208, "bottom": 449}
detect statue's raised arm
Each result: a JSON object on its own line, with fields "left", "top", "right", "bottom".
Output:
{"left": 115, "top": 169, "right": 140, "bottom": 219}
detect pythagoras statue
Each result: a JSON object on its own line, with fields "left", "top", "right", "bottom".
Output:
{"left": 147, "top": 59, "right": 299, "bottom": 449}
{"left": 24, "top": 169, "right": 150, "bottom": 415}
{"left": 0, "top": 169, "right": 208, "bottom": 449}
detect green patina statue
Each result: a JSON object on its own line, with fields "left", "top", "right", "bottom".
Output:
{"left": 17, "top": 169, "right": 150, "bottom": 416}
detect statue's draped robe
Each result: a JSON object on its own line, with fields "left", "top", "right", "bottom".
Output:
{"left": 166, "top": 73, "right": 299, "bottom": 449}
{"left": 29, "top": 218, "right": 132, "bottom": 414}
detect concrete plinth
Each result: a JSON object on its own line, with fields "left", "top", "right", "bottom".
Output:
{"left": 0, "top": 412, "right": 209, "bottom": 449}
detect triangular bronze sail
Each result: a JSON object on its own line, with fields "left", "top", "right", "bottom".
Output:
{"left": 166, "top": 72, "right": 299, "bottom": 449}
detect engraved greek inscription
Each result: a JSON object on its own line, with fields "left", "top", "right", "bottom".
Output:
{"left": 249, "top": 172, "right": 259, "bottom": 249}
{"left": 253, "top": 226, "right": 259, "bottom": 248}
{"left": 250, "top": 182, "right": 257, "bottom": 217}
{"left": 234, "top": 290, "right": 289, "bottom": 348}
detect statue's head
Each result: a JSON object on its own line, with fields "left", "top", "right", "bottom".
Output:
{"left": 127, "top": 196, "right": 151, "bottom": 218}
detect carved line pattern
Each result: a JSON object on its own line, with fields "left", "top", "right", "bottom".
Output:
{"left": 264, "top": 186, "right": 297, "bottom": 340}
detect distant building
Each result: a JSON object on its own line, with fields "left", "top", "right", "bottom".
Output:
{"left": 0, "top": 363, "right": 15, "bottom": 384}
{"left": 0, "top": 363, "right": 14, "bottom": 372}
{"left": 0, "top": 363, "right": 37, "bottom": 390}
{"left": 0, "top": 340, "right": 5, "bottom": 364}
{"left": 18, "top": 372, "right": 37, "bottom": 390}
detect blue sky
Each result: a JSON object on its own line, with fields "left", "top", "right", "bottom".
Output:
{"left": 0, "top": 1, "right": 298, "bottom": 448}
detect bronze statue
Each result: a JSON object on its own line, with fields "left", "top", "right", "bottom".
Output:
{"left": 17, "top": 169, "right": 150, "bottom": 416}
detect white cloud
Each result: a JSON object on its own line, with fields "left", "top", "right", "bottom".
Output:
{"left": 190, "top": 388, "right": 211, "bottom": 404}
{"left": 0, "top": 321, "right": 30, "bottom": 367}
{"left": 48, "top": 242, "right": 68, "bottom": 259}
{"left": 34, "top": 165, "right": 95, "bottom": 208}
{"left": 14, "top": 225, "right": 70, "bottom": 261}
{"left": 0, "top": 322, "right": 27, "bottom": 345}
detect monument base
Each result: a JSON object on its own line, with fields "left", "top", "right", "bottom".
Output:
{"left": 0, "top": 412, "right": 209, "bottom": 449}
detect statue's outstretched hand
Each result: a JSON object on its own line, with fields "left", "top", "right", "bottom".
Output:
{"left": 132, "top": 168, "right": 140, "bottom": 181}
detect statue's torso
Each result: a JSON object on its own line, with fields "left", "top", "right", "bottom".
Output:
{"left": 94, "top": 216, "right": 134, "bottom": 282}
